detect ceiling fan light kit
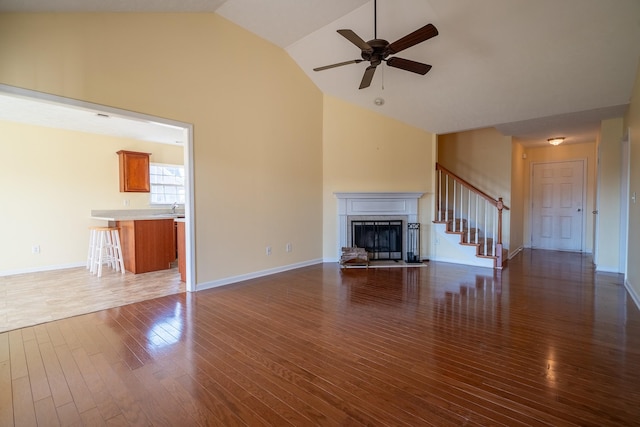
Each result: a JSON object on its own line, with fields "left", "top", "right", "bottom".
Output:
{"left": 548, "top": 137, "right": 565, "bottom": 146}
{"left": 374, "top": 97, "right": 385, "bottom": 106}
{"left": 313, "top": 0, "right": 438, "bottom": 89}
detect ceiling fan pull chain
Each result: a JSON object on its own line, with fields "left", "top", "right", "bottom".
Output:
{"left": 374, "top": 0, "right": 377, "bottom": 39}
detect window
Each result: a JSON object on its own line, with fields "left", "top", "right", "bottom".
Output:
{"left": 150, "top": 163, "right": 185, "bottom": 205}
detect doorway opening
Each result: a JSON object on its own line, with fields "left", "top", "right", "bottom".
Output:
{"left": 0, "top": 84, "right": 195, "bottom": 292}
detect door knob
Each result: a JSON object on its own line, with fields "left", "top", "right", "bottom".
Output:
{"left": 577, "top": 208, "right": 582, "bottom": 212}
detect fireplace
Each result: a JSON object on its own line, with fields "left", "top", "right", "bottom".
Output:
{"left": 352, "top": 220, "right": 403, "bottom": 260}
{"left": 335, "top": 192, "right": 424, "bottom": 263}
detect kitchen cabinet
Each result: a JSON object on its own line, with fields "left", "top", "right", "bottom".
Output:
{"left": 117, "top": 150, "right": 150, "bottom": 192}
{"left": 176, "top": 220, "right": 186, "bottom": 282}
{"left": 116, "top": 219, "right": 175, "bottom": 273}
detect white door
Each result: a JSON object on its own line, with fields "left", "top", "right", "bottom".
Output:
{"left": 531, "top": 160, "right": 585, "bottom": 251}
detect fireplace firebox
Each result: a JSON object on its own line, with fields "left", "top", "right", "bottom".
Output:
{"left": 352, "top": 220, "right": 403, "bottom": 260}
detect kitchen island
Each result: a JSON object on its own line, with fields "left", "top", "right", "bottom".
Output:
{"left": 91, "top": 209, "right": 183, "bottom": 274}
{"left": 175, "top": 218, "right": 186, "bottom": 282}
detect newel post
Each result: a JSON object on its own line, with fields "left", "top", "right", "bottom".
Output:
{"left": 496, "top": 197, "right": 504, "bottom": 268}
{"left": 434, "top": 165, "right": 441, "bottom": 221}
{"left": 496, "top": 198, "right": 504, "bottom": 245}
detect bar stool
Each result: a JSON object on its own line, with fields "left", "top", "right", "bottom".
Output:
{"left": 88, "top": 226, "right": 126, "bottom": 277}
{"left": 86, "top": 227, "right": 98, "bottom": 270}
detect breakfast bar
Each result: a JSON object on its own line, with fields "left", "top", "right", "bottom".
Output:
{"left": 91, "top": 209, "right": 184, "bottom": 274}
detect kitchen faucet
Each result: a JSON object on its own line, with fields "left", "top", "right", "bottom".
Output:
{"left": 171, "top": 202, "right": 178, "bottom": 214}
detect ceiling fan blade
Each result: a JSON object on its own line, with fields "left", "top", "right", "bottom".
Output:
{"left": 313, "top": 59, "right": 363, "bottom": 72}
{"left": 337, "top": 29, "right": 373, "bottom": 52}
{"left": 386, "top": 23, "right": 438, "bottom": 55}
{"left": 386, "top": 57, "right": 432, "bottom": 75}
{"left": 359, "top": 66, "right": 377, "bottom": 89}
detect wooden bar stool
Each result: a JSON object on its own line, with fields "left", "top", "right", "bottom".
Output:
{"left": 86, "top": 227, "right": 98, "bottom": 270}
{"left": 89, "top": 226, "right": 126, "bottom": 277}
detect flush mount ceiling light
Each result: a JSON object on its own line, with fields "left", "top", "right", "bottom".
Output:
{"left": 548, "top": 137, "right": 565, "bottom": 146}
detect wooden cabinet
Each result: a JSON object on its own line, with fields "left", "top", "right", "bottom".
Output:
{"left": 116, "top": 219, "right": 175, "bottom": 274}
{"left": 176, "top": 220, "right": 186, "bottom": 282}
{"left": 117, "top": 150, "right": 150, "bottom": 192}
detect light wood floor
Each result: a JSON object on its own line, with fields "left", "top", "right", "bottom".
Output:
{"left": 2, "top": 249, "right": 640, "bottom": 426}
{"left": 0, "top": 266, "right": 184, "bottom": 334}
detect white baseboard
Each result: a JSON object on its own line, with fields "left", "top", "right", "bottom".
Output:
{"left": 595, "top": 265, "right": 622, "bottom": 273}
{"left": 508, "top": 246, "right": 523, "bottom": 259}
{"left": 0, "top": 262, "right": 85, "bottom": 277}
{"left": 197, "top": 258, "right": 324, "bottom": 291}
{"left": 626, "top": 278, "right": 640, "bottom": 311}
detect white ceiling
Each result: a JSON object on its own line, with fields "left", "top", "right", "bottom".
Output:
{"left": 1, "top": 0, "right": 639, "bottom": 147}
{"left": 0, "top": 90, "right": 186, "bottom": 144}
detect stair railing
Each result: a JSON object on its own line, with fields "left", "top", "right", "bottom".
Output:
{"left": 435, "top": 163, "right": 509, "bottom": 266}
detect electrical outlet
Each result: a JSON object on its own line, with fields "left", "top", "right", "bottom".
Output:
{"left": 123, "top": 199, "right": 130, "bottom": 207}
{"left": 32, "top": 245, "right": 40, "bottom": 254}
{"left": 266, "top": 246, "right": 272, "bottom": 256}
{"left": 286, "top": 243, "right": 292, "bottom": 252}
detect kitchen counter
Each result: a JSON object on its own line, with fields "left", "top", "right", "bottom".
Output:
{"left": 91, "top": 209, "right": 184, "bottom": 222}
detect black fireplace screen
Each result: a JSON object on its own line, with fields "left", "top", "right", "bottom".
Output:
{"left": 351, "top": 220, "right": 403, "bottom": 260}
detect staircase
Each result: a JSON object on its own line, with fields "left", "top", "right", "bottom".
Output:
{"left": 433, "top": 163, "right": 509, "bottom": 269}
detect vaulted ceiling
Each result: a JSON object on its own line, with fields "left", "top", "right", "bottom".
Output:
{"left": 1, "top": 0, "right": 639, "bottom": 146}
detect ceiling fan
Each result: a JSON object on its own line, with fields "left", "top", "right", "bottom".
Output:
{"left": 313, "top": 0, "right": 438, "bottom": 89}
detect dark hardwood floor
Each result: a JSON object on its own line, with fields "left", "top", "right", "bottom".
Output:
{"left": 2, "top": 249, "right": 639, "bottom": 426}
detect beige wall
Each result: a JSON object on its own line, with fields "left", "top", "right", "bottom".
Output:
{"left": 1, "top": 120, "right": 183, "bottom": 274}
{"left": 522, "top": 142, "right": 597, "bottom": 252}
{"left": 438, "top": 127, "right": 513, "bottom": 251}
{"left": 0, "top": 13, "right": 324, "bottom": 285}
{"left": 322, "top": 94, "right": 436, "bottom": 260}
{"left": 624, "top": 61, "right": 640, "bottom": 303}
{"left": 594, "top": 118, "right": 624, "bottom": 272}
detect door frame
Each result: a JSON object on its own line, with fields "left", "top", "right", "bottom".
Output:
{"left": 593, "top": 145, "right": 601, "bottom": 263}
{"left": 529, "top": 158, "right": 588, "bottom": 252}
{"left": 619, "top": 130, "right": 630, "bottom": 277}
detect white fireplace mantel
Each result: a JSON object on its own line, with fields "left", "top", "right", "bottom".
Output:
{"left": 334, "top": 192, "right": 424, "bottom": 254}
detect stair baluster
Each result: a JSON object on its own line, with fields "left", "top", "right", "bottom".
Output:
{"left": 452, "top": 178, "right": 457, "bottom": 232}
{"left": 484, "top": 202, "right": 488, "bottom": 256}
{"left": 474, "top": 193, "right": 479, "bottom": 245}
{"left": 444, "top": 174, "right": 449, "bottom": 223}
{"left": 467, "top": 188, "right": 471, "bottom": 244}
